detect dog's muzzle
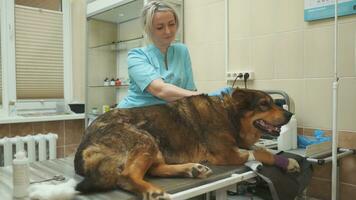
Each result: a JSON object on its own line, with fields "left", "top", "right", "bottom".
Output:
{"left": 253, "top": 119, "right": 281, "bottom": 136}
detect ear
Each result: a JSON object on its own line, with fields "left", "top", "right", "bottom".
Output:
{"left": 231, "top": 87, "right": 245, "bottom": 99}
{"left": 231, "top": 89, "right": 252, "bottom": 110}
{"left": 231, "top": 87, "right": 240, "bottom": 96}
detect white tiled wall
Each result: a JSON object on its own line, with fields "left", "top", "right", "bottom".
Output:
{"left": 184, "top": 0, "right": 356, "bottom": 132}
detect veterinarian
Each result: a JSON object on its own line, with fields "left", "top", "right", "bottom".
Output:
{"left": 118, "top": 1, "right": 231, "bottom": 108}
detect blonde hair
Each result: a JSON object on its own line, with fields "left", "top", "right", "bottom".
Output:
{"left": 141, "top": 0, "right": 179, "bottom": 42}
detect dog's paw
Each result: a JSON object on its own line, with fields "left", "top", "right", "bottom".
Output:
{"left": 188, "top": 163, "right": 212, "bottom": 178}
{"left": 143, "top": 191, "right": 170, "bottom": 200}
{"left": 287, "top": 158, "right": 300, "bottom": 173}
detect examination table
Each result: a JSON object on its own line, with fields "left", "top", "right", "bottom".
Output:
{"left": 0, "top": 156, "right": 255, "bottom": 200}
{"left": 0, "top": 154, "right": 313, "bottom": 200}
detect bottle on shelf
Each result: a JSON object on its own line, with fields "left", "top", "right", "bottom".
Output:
{"left": 115, "top": 78, "right": 121, "bottom": 86}
{"left": 104, "top": 78, "right": 110, "bottom": 86}
{"left": 110, "top": 78, "right": 116, "bottom": 86}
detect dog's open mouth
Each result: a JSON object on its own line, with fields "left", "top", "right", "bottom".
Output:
{"left": 253, "top": 119, "right": 281, "bottom": 136}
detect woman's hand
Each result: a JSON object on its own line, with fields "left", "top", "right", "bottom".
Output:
{"left": 208, "top": 87, "right": 233, "bottom": 96}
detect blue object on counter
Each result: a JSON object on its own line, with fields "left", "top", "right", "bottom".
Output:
{"left": 297, "top": 129, "right": 331, "bottom": 149}
{"left": 208, "top": 87, "right": 233, "bottom": 96}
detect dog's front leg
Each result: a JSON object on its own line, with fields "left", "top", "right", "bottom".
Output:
{"left": 249, "top": 148, "right": 300, "bottom": 172}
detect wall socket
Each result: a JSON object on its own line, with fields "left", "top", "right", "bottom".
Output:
{"left": 226, "top": 71, "right": 254, "bottom": 81}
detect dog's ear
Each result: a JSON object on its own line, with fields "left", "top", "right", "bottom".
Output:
{"left": 231, "top": 89, "right": 250, "bottom": 109}
{"left": 231, "top": 87, "right": 240, "bottom": 95}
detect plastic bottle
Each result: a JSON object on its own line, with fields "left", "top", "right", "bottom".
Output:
{"left": 290, "top": 115, "right": 298, "bottom": 149}
{"left": 278, "top": 104, "right": 294, "bottom": 151}
{"left": 12, "top": 151, "right": 30, "bottom": 198}
{"left": 278, "top": 124, "right": 291, "bottom": 151}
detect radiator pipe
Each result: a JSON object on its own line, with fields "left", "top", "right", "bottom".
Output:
{"left": 36, "top": 134, "right": 46, "bottom": 161}
{"left": 0, "top": 137, "right": 13, "bottom": 166}
{"left": 46, "top": 133, "right": 58, "bottom": 160}
{"left": 14, "top": 136, "right": 25, "bottom": 154}
{"left": 23, "top": 135, "right": 36, "bottom": 162}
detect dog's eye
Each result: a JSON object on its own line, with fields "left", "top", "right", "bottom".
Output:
{"left": 259, "top": 100, "right": 269, "bottom": 107}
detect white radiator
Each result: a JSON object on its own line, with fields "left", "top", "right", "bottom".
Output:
{"left": 0, "top": 133, "right": 58, "bottom": 166}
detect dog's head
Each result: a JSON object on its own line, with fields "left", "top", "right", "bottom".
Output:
{"left": 228, "top": 88, "right": 293, "bottom": 146}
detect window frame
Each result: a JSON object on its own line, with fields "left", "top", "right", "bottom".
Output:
{"left": 0, "top": 0, "right": 72, "bottom": 117}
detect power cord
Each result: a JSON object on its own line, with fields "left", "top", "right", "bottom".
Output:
{"left": 232, "top": 73, "right": 243, "bottom": 88}
{"left": 243, "top": 72, "right": 250, "bottom": 89}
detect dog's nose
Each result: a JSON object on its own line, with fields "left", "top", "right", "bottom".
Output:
{"left": 284, "top": 110, "right": 293, "bottom": 121}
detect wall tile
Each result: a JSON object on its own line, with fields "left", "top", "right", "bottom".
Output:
{"left": 339, "top": 131, "right": 356, "bottom": 149}
{"left": 64, "top": 120, "right": 84, "bottom": 146}
{"left": 184, "top": 0, "right": 222, "bottom": 9}
{"left": 64, "top": 144, "right": 78, "bottom": 157}
{"left": 340, "top": 155, "right": 356, "bottom": 185}
{"left": 340, "top": 182, "right": 356, "bottom": 200}
{"left": 303, "top": 79, "right": 333, "bottom": 129}
{"left": 10, "top": 123, "right": 33, "bottom": 137}
{"left": 338, "top": 22, "right": 356, "bottom": 77}
{"left": 251, "top": 36, "right": 275, "bottom": 79}
{"left": 274, "top": 0, "right": 304, "bottom": 32}
{"left": 274, "top": 31, "right": 304, "bottom": 79}
{"left": 229, "top": 39, "right": 252, "bottom": 71}
{"left": 32, "top": 122, "right": 44, "bottom": 134}
{"left": 0, "top": 125, "right": 10, "bottom": 138}
{"left": 57, "top": 146, "right": 65, "bottom": 159}
{"left": 195, "top": 43, "right": 225, "bottom": 81}
{"left": 184, "top": 8, "right": 205, "bottom": 44}
{"left": 188, "top": 43, "right": 225, "bottom": 82}
{"left": 229, "top": 0, "right": 251, "bottom": 40}
{"left": 185, "top": 1, "right": 225, "bottom": 44}
{"left": 313, "top": 163, "right": 332, "bottom": 180}
{"left": 43, "top": 121, "right": 65, "bottom": 146}
{"left": 204, "top": 1, "right": 225, "bottom": 43}
{"left": 250, "top": 0, "right": 276, "bottom": 36}
{"left": 338, "top": 78, "right": 356, "bottom": 131}
{"left": 304, "top": 26, "right": 334, "bottom": 78}
{"left": 195, "top": 80, "right": 228, "bottom": 93}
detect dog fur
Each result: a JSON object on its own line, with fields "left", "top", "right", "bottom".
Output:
{"left": 74, "top": 88, "right": 300, "bottom": 199}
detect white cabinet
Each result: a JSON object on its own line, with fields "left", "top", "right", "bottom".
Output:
{"left": 85, "top": 0, "right": 184, "bottom": 125}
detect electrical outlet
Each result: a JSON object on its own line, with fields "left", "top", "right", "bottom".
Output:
{"left": 226, "top": 71, "right": 254, "bottom": 81}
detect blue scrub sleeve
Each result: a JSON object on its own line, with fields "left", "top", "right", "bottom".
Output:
{"left": 127, "top": 49, "right": 161, "bottom": 92}
{"left": 184, "top": 48, "right": 197, "bottom": 91}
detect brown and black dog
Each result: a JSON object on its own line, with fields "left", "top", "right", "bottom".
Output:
{"left": 74, "top": 88, "right": 300, "bottom": 200}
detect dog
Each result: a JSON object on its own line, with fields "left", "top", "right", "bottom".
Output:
{"left": 74, "top": 88, "right": 300, "bottom": 200}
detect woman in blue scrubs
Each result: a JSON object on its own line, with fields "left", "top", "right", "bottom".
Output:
{"left": 118, "top": 1, "right": 200, "bottom": 108}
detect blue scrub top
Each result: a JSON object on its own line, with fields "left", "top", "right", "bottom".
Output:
{"left": 118, "top": 43, "right": 197, "bottom": 108}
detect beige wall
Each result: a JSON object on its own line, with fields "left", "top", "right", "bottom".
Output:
{"left": 184, "top": 0, "right": 356, "bottom": 132}
{"left": 71, "top": 0, "right": 86, "bottom": 103}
